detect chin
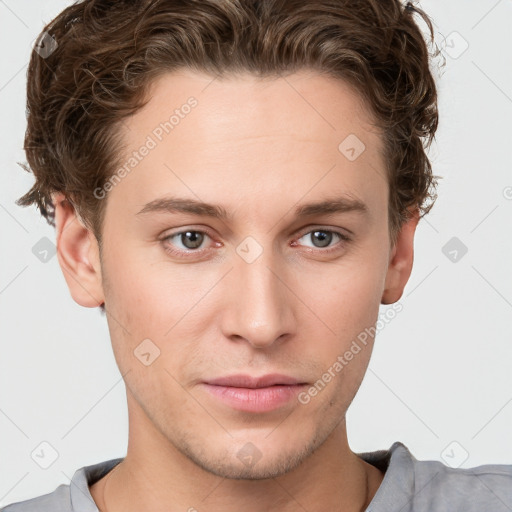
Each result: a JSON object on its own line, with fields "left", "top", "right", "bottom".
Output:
{"left": 176, "top": 429, "right": 323, "bottom": 481}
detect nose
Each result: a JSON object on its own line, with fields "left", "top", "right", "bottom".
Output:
{"left": 220, "top": 248, "right": 296, "bottom": 349}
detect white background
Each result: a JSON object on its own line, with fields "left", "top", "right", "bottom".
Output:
{"left": 1, "top": 0, "right": 511, "bottom": 507}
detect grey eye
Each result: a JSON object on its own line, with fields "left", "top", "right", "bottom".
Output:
{"left": 179, "top": 231, "right": 205, "bottom": 249}
{"left": 308, "top": 230, "right": 334, "bottom": 248}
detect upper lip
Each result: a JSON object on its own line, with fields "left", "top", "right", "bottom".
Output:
{"left": 204, "top": 374, "right": 305, "bottom": 388}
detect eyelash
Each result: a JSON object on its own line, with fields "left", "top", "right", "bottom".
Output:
{"left": 160, "top": 227, "right": 351, "bottom": 259}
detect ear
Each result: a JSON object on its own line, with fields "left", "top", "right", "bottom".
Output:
{"left": 53, "top": 193, "right": 105, "bottom": 308}
{"left": 381, "top": 207, "right": 420, "bottom": 305}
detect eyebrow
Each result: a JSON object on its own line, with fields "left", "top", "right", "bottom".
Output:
{"left": 136, "top": 195, "right": 369, "bottom": 220}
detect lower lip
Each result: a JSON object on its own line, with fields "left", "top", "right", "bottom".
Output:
{"left": 200, "top": 383, "right": 307, "bottom": 412}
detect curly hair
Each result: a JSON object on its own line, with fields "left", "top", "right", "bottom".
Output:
{"left": 17, "top": 0, "right": 441, "bottom": 247}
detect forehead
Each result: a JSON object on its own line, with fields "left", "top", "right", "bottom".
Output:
{"left": 110, "top": 69, "right": 388, "bottom": 221}
{"left": 128, "top": 68, "right": 382, "bottom": 150}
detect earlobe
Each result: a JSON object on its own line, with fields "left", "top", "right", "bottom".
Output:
{"left": 53, "top": 193, "right": 105, "bottom": 308}
{"left": 381, "top": 208, "right": 420, "bottom": 305}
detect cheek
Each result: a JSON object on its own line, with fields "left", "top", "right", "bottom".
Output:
{"left": 101, "top": 250, "right": 217, "bottom": 373}
{"left": 103, "top": 249, "right": 197, "bottom": 330}
{"left": 100, "top": 251, "right": 166, "bottom": 370}
{"left": 302, "top": 274, "right": 381, "bottom": 413}
{"left": 290, "top": 247, "right": 388, "bottom": 398}
{"left": 301, "top": 260, "right": 385, "bottom": 340}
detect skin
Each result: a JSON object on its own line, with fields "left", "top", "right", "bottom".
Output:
{"left": 54, "top": 69, "right": 419, "bottom": 512}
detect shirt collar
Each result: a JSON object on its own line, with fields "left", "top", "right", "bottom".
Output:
{"left": 68, "top": 442, "right": 414, "bottom": 511}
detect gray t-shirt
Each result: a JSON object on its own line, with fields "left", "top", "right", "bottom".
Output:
{"left": 2, "top": 441, "right": 512, "bottom": 511}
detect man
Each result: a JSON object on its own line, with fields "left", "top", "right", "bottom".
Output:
{"left": 3, "top": 0, "right": 511, "bottom": 511}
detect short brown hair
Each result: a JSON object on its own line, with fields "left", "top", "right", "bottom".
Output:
{"left": 17, "top": 0, "right": 441, "bottom": 247}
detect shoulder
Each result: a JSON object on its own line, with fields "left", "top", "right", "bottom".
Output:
{"left": 0, "top": 484, "right": 71, "bottom": 512}
{"left": 1, "top": 457, "right": 123, "bottom": 512}
{"left": 411, "top": 453, "right": 512, "bottom": 511}
{"left": 359, "top": 442, "right": 512, "bottom": 512}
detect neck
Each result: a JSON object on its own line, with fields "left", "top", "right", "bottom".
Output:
{"left": 91, "top": 392, "right": 384, "bottom": 512}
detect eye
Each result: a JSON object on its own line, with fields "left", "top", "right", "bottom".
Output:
{"left": 160, "top": 226, "right": 351, "bottom": 260}
{"left": 294, "top": 228, "right": 350, "bottom": 252}
{"left": 171, "top": 230, "right": 208, "bottom": 250}
{"left": 161, "top": 229, "right": 216, "bottom": 258}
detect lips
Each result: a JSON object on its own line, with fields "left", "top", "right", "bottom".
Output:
{"left": 200, "top": 374, "right": 308, "bottom": 413}
{"left": 204, "top": 373, "right": 304, "bottom": 388}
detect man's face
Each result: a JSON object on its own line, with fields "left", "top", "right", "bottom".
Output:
{"left": 94, "top": 70, "right": 399, "bottom": 478}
